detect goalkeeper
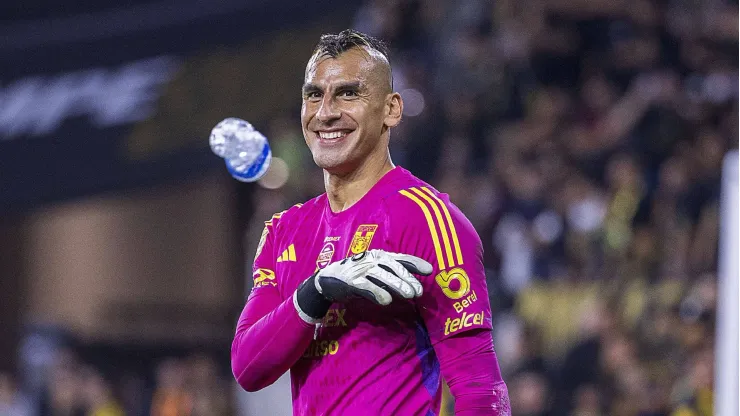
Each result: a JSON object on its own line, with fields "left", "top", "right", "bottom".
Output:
{"left": 231, "top": 29, "right": 509, "bottom": 415}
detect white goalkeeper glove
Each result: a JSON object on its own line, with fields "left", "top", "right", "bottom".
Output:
{"left": 293, "top": 249, "right": 433, "bottom": 323}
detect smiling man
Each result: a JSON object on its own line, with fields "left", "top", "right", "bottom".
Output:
{"left": 231, "top": 29, "right": 510, "bottom": 416}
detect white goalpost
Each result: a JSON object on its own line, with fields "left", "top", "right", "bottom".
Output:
{"left": 715, "top": 150, "right": 738, "bottom": 416}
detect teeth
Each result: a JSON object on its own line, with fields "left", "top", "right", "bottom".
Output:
{"left": 319, "top": 131, "right": 346, "bottom": 139}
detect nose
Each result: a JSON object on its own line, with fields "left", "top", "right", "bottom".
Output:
{"left": 316, "top": 95, "right": 341, "bottom": 123}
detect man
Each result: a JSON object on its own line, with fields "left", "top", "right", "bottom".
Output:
{"left": 231, "top": 29, "right": 509, "bottom": 415}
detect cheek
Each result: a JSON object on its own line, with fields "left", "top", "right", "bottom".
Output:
{"left": 348, "top": 105, "right": 379, "bottom": 129}
{"left": 301, "top": 107, "right": 312, "bottom": 132}
{"left": 361, "top": 107, "right": 385, "bottom": 136}
{"left": 301, "top": 103, "right": 308, "bottom": 123}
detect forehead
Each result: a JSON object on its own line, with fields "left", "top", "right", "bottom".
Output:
{"left": 304, "top": 48, "right": 377, "bottom": 87}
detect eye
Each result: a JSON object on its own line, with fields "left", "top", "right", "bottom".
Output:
{"left": 304, "top": 91, "right": 322, "bottom": 101}
{"left": 339, "top": 90, "right": 358, "bottom": 97}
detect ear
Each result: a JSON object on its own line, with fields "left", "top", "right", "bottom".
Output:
{"left": 383, "top": 92, "right": 403, "bottom": 128}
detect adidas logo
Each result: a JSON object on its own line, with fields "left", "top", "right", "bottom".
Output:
{"left": 277, "top": 244, "right": 296, "bottom": 262}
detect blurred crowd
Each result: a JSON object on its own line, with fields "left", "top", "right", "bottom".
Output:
{"left": 250, "top": 0, "right": 737, "bottom": 415}
{"left": 2, "top": 0, "right": 736, "bottom": 415}
{"left": 0, "top": 350, "right": 232, "bottom": 416}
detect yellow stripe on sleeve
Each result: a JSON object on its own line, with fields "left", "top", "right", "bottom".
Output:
{"left": 399, "top": 189, "right": 446, "bottom": 270}
{"left": 421, "top": 187, "right": 463, "bottom": 266}
{"left": 411, "top": 187, "right": 455, "bottom": 268}
{"left": 264, "top": 204, "right": 301, "bottom": 228}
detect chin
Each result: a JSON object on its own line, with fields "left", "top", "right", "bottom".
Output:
{"left": 314, "top": 156, "right": 357, "bottom": 175}
{"left": 316, "top": 162, "right": 347, "bottom": 174}
{"left": 312, "top": 150, "right": 343, "bottom": 168}
{"left": 313, "top": 156, "right": 342, "bottom": 171}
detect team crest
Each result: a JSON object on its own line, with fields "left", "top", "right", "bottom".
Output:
{"left": 316, "top": 242, "right": 336, "bottom": 269}
{"left": 347, "top": 224, "right": 378, "bottom": 255}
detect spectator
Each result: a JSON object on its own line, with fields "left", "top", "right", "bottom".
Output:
{"left": 0, "top": 372, "right": 31, "bottom": 416}
{"left": 187, "top": 354, "right": 232, "bottom": 416}
{"left": 39, "top": 350, "right": 86, "bottom": 416}
{"left": 150, "top": 359, "right": 192, "bottom": 416}
{"left": 80, "top": 368, "right": 124, "bottom": 416}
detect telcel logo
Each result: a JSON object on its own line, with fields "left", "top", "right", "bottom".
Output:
{"left": 444, "top": 311, "right": 485, "bottom": 336}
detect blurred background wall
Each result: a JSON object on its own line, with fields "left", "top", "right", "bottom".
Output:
{"left": 0, "top": 0, "right": 737, "bottom": 415}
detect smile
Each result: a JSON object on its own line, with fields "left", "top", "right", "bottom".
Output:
{"left": 318, "top": 131, "right": 350, "bottom": 139}
{"left": 316, "top": 130, "right": 352, "bottom": 142}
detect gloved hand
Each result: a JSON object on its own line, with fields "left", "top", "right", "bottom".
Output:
{"left": 293, "top": 250, "right": 433, "bottom": 324}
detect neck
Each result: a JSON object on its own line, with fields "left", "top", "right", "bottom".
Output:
{"left": 324, "top": 151, "right": 394, "bottom": 213}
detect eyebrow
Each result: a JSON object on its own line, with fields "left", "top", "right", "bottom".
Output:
{"left": 302, "top": 81, "right": 364, "bottom": 95}
{"left": 302, "top": 83, "right": 321, "bottom": 95}
{"left": 335, "top": 81, "right": 362, "bottom": 92}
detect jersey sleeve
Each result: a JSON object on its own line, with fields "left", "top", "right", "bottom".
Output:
{"left": 387, "top": 186, "right": 493, "bottom": 345}
{"left": 436, "top": 329, "right": 510, "bottom": 415}
{"left": 231, "top": 205, "right": 316, "bottom": 392}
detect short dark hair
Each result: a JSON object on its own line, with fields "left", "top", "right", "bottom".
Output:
{"left": 312, "top": 29, "right": 390, "bottom": 63}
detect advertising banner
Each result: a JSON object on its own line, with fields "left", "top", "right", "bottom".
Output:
{"left": 0, "top": 0, "right": 359, "bottom": 212}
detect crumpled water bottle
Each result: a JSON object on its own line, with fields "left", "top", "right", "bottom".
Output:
{"left": 209, "top": 117, "right": 272, "bottom": 182}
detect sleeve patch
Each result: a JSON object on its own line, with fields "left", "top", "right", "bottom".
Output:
{"left": 253, "top": 268, "right": 276, "bottom": 288}
{"left": 434, "top": 268, "right": 471, "bottom": 300}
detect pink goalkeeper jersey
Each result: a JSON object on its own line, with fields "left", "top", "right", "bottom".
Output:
{"left": 237, "top": 167, "right": 496, "bottom": 415}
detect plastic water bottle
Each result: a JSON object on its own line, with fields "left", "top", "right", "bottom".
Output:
{"left": 209, "top": 117, "right": 272, "bottom": 182}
